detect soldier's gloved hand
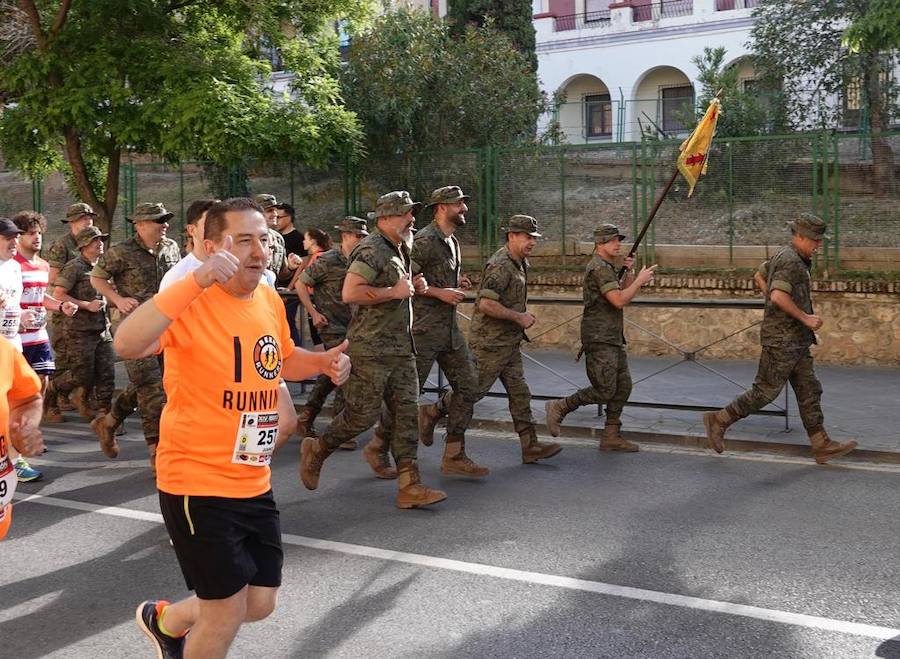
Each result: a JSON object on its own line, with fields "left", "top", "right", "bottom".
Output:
{"left": 194, "top": 235, "right": 240, "bottom": 288}
{"left": 86, "top": 299, "right": 105, "bottom": 313}
{"left": 116, "top": 297, "right": 140, "bottom": 315}
{"left": 321, "top": 339, "right": 351, "bottom": 386}
{"left": 412, "top": 274, "right": 428, "bottom": 295}
{"left": 635, "top": 264, "right": 658, "bottom": 287}
{"left": 10, "top": 416, "right": 44, "bottom": 457}
{"left": 437, "top": 288, "right": 465, "bottom": 306}
{"left": 391, "top": 275, "right": 415, "bottom": 300}
{"left": 61, "top": 301, "right": 78, "bottom": 317}
{"left": 518, "top": 312, "right": 536, "bottom": 330}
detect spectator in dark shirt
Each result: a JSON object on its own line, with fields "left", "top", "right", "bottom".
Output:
{"left": 274, "top": 203, "right": 306, "bottom": 345}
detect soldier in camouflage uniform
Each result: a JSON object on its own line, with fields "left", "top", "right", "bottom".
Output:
{"left": 544, "top": 224, "right": 657, "bottom": 451}
{"left": 300, "top": 191, "right": 447, "bottom": 509}
{"left": 379, "top": 185, "right": 488, "bottom": 477}
{"left": 44, "top": 202, "right": 98, "bottom": 421}
{"left": 50, "top": 227, "right": 119, "bottom": 457}
{"left": 294, "top": 216, "right": 396, "bottom": 476}
{"left": 469, "top": 215, "right": 562, "bottom": 464}
{"left": 255, "top": 194, "right": 301, "bottom": 284}
{"left": 89, "top": 203, "right": 181, "bottom": 469}
{"left": 704, "top": 214, "right": 857, "bottom": 464}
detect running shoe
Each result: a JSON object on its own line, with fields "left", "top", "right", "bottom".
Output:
{"left": 135, "top": 600, "right": 185, "bottom": 659}
{"left": 14, "top": 457, "right": 42, "bottom": 483}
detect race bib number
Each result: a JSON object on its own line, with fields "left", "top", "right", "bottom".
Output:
{"left": 231, "top": 412, "right": 278, "bottom": 466}
{"left": 0, "top": 437, "right": 17, "bottom": 509}
{"left": 0, "top": 308, "right": 20, "bottom": 339}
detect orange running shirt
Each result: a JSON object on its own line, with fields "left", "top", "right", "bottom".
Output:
{"left": 156, "top": 283, "right": 294, "bottom": 498}
{"left": 0, "top": 337, "right": 42, "bottom": 540}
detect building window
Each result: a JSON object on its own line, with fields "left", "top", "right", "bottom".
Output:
{"left": 585, "top": 93, "right": 612, "bottom": 138}
{"left": 660, "top": 85, "right": 694, "bottom": 133}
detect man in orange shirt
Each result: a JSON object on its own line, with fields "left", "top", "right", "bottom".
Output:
{"left": 114, "top": 198, "right": 350, "bottom": 659}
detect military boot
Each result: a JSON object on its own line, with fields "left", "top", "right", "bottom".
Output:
{"left": 43, "top": 387, "right": 65, "bottom": 424}
{"left": 703, "top": 405, "right": 741, "bottom": 453}
{"left": 544, "top": 398, "right": 575, "bottom": 437}
{"left": 300, "top": 436, "right": 334, "bottom": 490}
{"left": 362, "top": 431, "right": 397, "bottom": 479}
{"left": 441, "top": 435, "right": 490, "bottom": 477}
{"left": 396, "top": 460, "right": 447, "bottom": 509}
{"left": 295, "top": 406, "right": 319, "bottom": 439}
{"left": 90, "top": 413, "right": 120, "bottom": 458}
{"left": 808, "top": 426, "right": 857, "bottom": 464}
{"left": 70, "top": 386, "right": 96, "bottom": 422}
{"left": 599, "top": 420, "right": 639, "bottom": 452}
{"left": 520, "top": 429, "right": 562, "bottom": 464}
{"left": 418, "top": 401, "right": 445, "bottom": 447}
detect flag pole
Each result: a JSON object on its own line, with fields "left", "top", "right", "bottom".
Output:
{"left": 617, "top": 167, "right": 678, "bottom": 281}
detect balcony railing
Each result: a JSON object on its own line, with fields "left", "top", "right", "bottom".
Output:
{"left": 633, "top": 0, "right": 693, "bottom": 22}
{"left": 715, "top": 0, "right": 758, "bottom": 9}
{"left": 553, "top": 10, "right": 612, "bottom": 32}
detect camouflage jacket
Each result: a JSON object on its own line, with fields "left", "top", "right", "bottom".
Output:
{"left": 45, "top": 233, "right": 79, "bottom": 275}
{"left": 268, "top": 228, "right": 287, "bottom": 280}
{"left": 345, "top": 228, "right": 414, "bottom": 357}
{"left": 298, "top": 247, "right": 352, "bottom": 342}
{"left": 581, "top": 255, "right": 625, "bottom": 348}
{"left": 759, "top": 245, "right": 816, "bottom": 348}
{"left": 55, "top": 257, "right": 108, "bottom": 333}
{"left": 469, "top": 246, "right": 528, "bottom": 348}
{"left": 90, "top": 235, "right": 180, "bottom": 302}
{"left": 410, "top": 221, "right": 465, "bottom": 350}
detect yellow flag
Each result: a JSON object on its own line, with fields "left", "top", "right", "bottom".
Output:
{"left": 676, "top": 97, "right": 721, "bottom": 197}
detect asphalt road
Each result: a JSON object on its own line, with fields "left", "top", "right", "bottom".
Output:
{"left": 3, "top": 420, "right": 900, "bottom": 659}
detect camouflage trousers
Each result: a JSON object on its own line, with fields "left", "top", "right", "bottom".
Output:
{"left": 110, "top": 355, "right": 166, "bottom": 446}
{"left": 378, "top": 339, "right": 479, "bottom": 441}
{"left": 49, "top": 330, "right": 116, "bottom": 412}
{"left": 565, "top": 344, "right": 632, "bottom": 423}
{"left": 729, "top": 346, "right": 824, "bottom": 431}
{"left": 471, "top": 342, "right": 536, "bottom": 437}
{"left": 321, "top": 354, "right": 419, "bottom": 463}
{"left": 304, "top": 335, "right": 346, "bottom": 418}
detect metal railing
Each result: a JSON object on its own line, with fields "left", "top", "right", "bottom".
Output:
{"left": 715, "top": 0, "right": 758, "bottom": 9}
{"left": 553, "top": 10, "right": 612, "bottom": 32}
{"left": 633, "top": 0, "right": 694, "bottom": 22}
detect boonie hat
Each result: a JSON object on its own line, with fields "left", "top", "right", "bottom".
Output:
{"left": 0, "top": 218, "right": 24, "bottom": 238}
{"left": 128, "top": 202, "right": 173, "bottom": 224}
{"left": 75, "top": 226, "right": 109, "bottom": 249}
{"left": 254, "top": 194, "right": 278, "bottom": 209}
{"left": 426, "top": 185, "right": 469, "bottom": 207}
{"left": 502, "top": 215, "right": 542, "bottom": 238}
{"left": 594, "top": 223, "right": 626, "bottom": 244}
{"left": 788, "top": 213, "right": 829, "bottom": 240}
{"left": 374, "top": 191, "right": 422, "bottom": 218}
{"left": 63, "top": 202, "right": 98, "bottom": 223}
{"left": 334, "top": 216, "right": 369, "bottom": 236}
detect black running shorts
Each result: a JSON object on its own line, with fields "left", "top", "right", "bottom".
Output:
{"left": 159, "top": 489, "right": 283, "bottom": 600}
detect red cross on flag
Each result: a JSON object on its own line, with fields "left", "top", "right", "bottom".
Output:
{"left": 676, "top": 97, "right": 721, "bottom": 197}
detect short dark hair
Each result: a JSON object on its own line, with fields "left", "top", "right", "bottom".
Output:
{"left": 275, "top": 203, "right": 295, "bottom": 219}
{"left": 204, "top": 198, "right": 264, "bottom": 241}
{"left": 305, "top": 227, "right": 333, "bottom": 251}
{"left": 185, "top": 199, "right": 219, "bottom": 226}
{"left": 11, "top": 210, "right": 47, "bottom": 233}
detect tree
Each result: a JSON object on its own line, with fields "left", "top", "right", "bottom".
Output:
{"left": 342, "top": 8, "right": 547, "bottom": 155}
{"left": 749, "top": 0, "right": 898, "bottom": 195}
{"left": 0, "top": 0, "right": 367, "bottom": 231}
{"left": 448, "top": 0, "right": 537, "bottom": 72}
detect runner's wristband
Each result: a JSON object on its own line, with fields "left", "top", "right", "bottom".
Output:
{"left": 153, "top": 273, "right": 204, "bottom": 320}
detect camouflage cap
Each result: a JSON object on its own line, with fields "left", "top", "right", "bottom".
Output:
{"left": 128, "top": 202, "right": 173, "bottom": 224}
{"left": 254, "top": 194, "right": 278, "bottom": 209}
{"left": 426, "top": 185, "right": 469, "bottom": 207}
{"left": 502, "top": 214, "right": 542, "bottom": 238}
{"left": 334, "top": 216, "right": 369, "bottom": 236}
{"left": 63, "top": 202, "right": 98, "bottom": 223}
{"left": 75, "top": 225, "right": 109, "bottom": 249}
{"left": 0, "top": 217, "right": 23, "bottom": 237}
{"left": 593, "top": 223, "right": 626, "bottom": 244}
{"left": 788, "top": 213, "right": 829, "bottom": 240}
{"left": 374, "top": 191, "right": 422, "bottom": 218}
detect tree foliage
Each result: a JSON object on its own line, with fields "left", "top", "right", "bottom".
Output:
{"left": 0, "top": 0, "right": 368, "bottom": 230}
{"left": 447, "top": 0, "right": 537, "bottom": 72}
{"left": 342, "top": 8, "right": 547, "bottom": 155}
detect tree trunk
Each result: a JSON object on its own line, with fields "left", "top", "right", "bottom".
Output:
{"left": 61, "top": 128, "right": 121, "bottom": 233}
{"left": 864, "top": 55, "right": 896, "bottom": 198}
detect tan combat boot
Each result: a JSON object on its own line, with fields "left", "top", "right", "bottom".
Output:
{"left": 362, "top": 431, "right": 397, "bottom": 479}
{"left": 43, "top": 396, "right": 65, "bottom": 424}
{"left": 90, "top": 413, "right": 120, "bottom": 458}
{"left": 295, "top": 406, "right": 318, "bottom": 439}
{"left": 703, "top": 406, "right": 741, "bottom": 454}
{"left": 70, "top": 387, "right": 96, "bottom": 422}
{"left": 396, "top": 460, "right": 447, "bottom": 509}
{"left": 299, "top": 436, "right": 334, "bottom": 490}
{"left": 418, "top": 401, "right": 445, "bottom": 447}
{"left": 441, "top": 435, "right": 489, "bottom": 477}
{"left": 544, "top": 398, "right": 574, "bottom": 437}
{"left": 599, "top": 421, "right": 639, "bottom": 452}
{"left": 520, "top": 430, "right": 562, "bottom": 464}
{"left": 808, "top": 426, "right": 857, "bottom": 464}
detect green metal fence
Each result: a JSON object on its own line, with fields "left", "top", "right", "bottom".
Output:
{"left": 2, "top": 131, "right": 897, "bottom": 270}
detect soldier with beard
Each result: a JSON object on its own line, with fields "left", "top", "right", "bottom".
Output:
{"left": 380, "top": 185, "right": 487, "bottom": 477}
{"left": 300, "top": 191, "right": 448, "bottom": 509}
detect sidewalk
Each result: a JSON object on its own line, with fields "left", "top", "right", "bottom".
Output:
{"left": 288, "top": 349, "right": 900, "bottom": 461}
